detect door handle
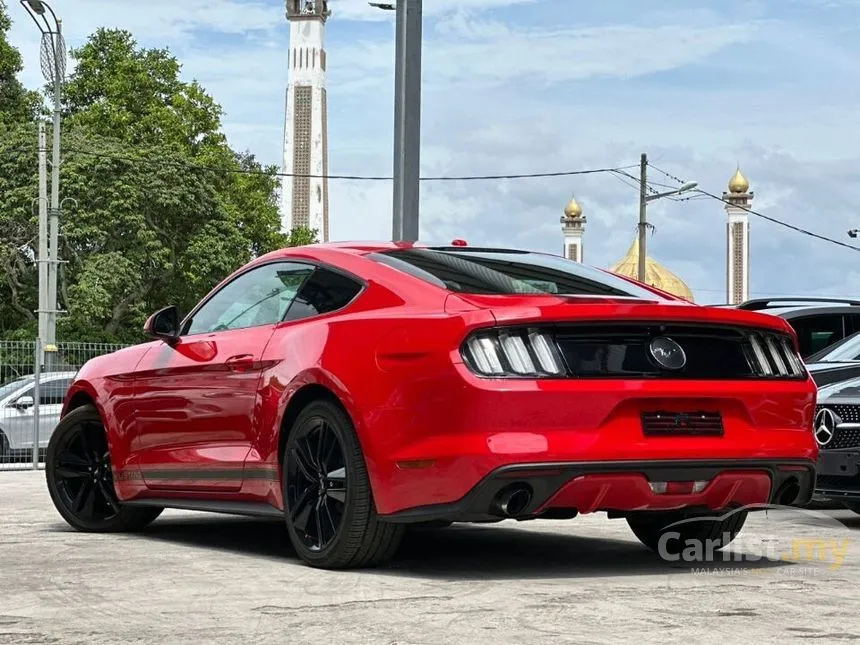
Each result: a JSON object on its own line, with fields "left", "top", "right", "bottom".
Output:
{"left": 225, "top": 354, "right": 255, "bottom": 373}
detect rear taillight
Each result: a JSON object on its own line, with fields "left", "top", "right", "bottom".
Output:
{"left": 462, "top": 328, "right": 565, "bottom": 377}
{"left": 744, "top": 331, "right": 807, "bottom": 378}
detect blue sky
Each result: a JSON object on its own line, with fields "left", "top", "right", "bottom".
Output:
{"left": 8, "top": 0, "right": 860, "bottom": 303}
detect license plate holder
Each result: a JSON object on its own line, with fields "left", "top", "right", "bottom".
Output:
{"left": 818, "top": 450, "right": 860, "bottom": 477}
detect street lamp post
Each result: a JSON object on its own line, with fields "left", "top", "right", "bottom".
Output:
{"left": 637, "top": 152, "right": 698, "bottom": 282}
{"left": 370, "top": 0, "right": 423, "bottom": 242}
{"left": 20, "top": 0, "right": 65, "bottom": 367}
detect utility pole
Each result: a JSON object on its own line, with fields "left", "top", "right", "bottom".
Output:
{"left": 37, "top": 123, "right": 48, "bottom": 365}
{"left": 45, "top": 17, "right": 63, "bottom": 366}
{"left": 390, "top": 0, "right": 422, "bottom": 242}
{"left": 21, "top": 0, "right": 64, "bottom": 367}
{"left": 637, "top": 152, "right": 648, "bottom": 282}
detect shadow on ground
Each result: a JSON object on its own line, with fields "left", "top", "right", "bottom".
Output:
{"left": 47, "top": 514, "right": 799, "bottom": 581}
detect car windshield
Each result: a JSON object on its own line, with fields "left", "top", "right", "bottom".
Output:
{"left": 0, "top": 375, "right": 34, "bottom": 400}
{"left": 807, "top": 331, "right": 860, "bottom": 363}
{"left": 371, "top": 248, "right": 667, "bottom": 300}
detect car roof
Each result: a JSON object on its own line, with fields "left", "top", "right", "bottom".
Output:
{"left": 721, "top": 304, "right": 860, "bottom": 318}
{"left": 818, "top": 374, "right": 860, "bottom": 401}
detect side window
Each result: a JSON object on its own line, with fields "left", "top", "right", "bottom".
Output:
{"left": 14, "top": 386, "right": 34, "bottom": 405}
{"left": 790, "top": 314, "right": 845, "bottom": 357}
{"left": 40, "top": 378, "right": 72, "bottom": 405}
{"left": 849, "top": 314, "right": 860, "bottom": 336}
{"left": 285, "top": 268, "right": 363, "bottom": 322}
{"left": 183, "top": 262, "right": 314, "bottom": 335}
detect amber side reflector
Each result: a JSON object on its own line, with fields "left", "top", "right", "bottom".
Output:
{"left": 396, "top": 459, "right": 436, "bottom": 470}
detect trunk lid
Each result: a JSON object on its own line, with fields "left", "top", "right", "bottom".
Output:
{"left": 451, "top": 294, "right": 794, "bottom": 335}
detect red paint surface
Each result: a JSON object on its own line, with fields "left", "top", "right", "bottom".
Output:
{"left": 62, "top": 242, "right": 819, "bottom": 515}
{"left": 538, "top": 471, "right": 773, "bottom": 514}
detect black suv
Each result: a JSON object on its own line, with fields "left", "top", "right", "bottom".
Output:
{"left": 727, "top": 297, "right": 860, "bottom": 358}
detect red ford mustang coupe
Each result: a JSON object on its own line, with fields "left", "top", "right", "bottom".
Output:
{"left": 46, "top": 242, "right": 818, "bottom": 569}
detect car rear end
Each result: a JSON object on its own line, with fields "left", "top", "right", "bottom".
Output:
{"left": 811, "top": 377, "right": 860, "bottom": 511}
{"left": 361, "top": 247, "right": 818, "bottom": 523}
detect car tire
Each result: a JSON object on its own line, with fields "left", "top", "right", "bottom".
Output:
{"left": 627, "top": 509, "right": 748, "bottom": 558}
{"left": 45, "top": 404, "right": 163, "bottom": 532}
{"left": 282, "top": 399, "right": 405, "bottom": 569}
{"left": 0, "top": 430, "right": 9, "bottom": 462}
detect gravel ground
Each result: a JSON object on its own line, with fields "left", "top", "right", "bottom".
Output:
{"left": 2, "top": 470, "right": 859, "bottom": 644}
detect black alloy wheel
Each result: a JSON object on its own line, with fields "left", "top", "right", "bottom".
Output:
{"left": 283, "top": 399, "right": 405, "bottom": 569}
{"left": 286, "top": 416, "right": 348, "bottom": 551}
{"left": 45, "top": 405, "right": 162, "bottom": 532}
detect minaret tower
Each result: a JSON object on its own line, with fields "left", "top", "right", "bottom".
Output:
{"left": 281, "top": 0, "right": 331, "bottom": 241}
{"left": 561, "top": 196, "right": 586, "bottom": 262}
{"left": 724, "top": 166, "right": 753, "bottom": 304}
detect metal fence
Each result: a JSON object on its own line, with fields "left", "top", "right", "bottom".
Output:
{"left": 0, "top": 340, "right": 126, "bottom": 470}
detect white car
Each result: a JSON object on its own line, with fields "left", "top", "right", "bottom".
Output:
{"left": 0, "top": 371, "right": 77, "bottom": 459}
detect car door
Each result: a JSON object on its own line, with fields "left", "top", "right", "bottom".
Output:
{"left": 36, "top": 374, "right": 74, "bottom": 448}
{"left": 0, "top": 378, "right": 37, "bottom": 452}
{"left": 132, "top": 260, "right": 315, "bottom": 492}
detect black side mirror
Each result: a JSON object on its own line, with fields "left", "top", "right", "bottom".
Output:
{"left": 144, "top": 305, "right": 181, "bottom": 342}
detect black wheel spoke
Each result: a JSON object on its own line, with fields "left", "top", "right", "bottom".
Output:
{"left": 314, "top": 499, "right": 325, "bottom": 550}
{"left": 321, "top": 500, "right": 338, "bottom": 542}
{"left": 73, "top": 481, "right": 91, "bottom": 512}
{"left": 325, "top": 467, "right": 346, "bottom": 504}
{"left": 58, "top": 452, "right": 89, "bottom": 468}
{"left": 53, "top": 418, "right": 120, "bottom": 523}
{"left": 286, "top": 417, "right": 348, "bottom": 552}
{"left": 56, "top": 466, "right": 89, "bottom": 479}
{"left": 292, "top": 446, "right": 316, "bottom": 482}
{"left": 78, "top": 428, "right": 94, "bottom": 463}
{"left": 290, "top": 485, "right": 316, "bottom": 523}
{"left": 97, "top": 481, "right": 120, "bottom": 514}
{"left": 293, "top": 493, "right": 315, "bottom": 534}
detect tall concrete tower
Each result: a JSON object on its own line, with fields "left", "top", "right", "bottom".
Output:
{"left": 281, "top": 0, "right": 331, "bottom": 241}
{"left": 724, "top": 166, "right": 753, "bottom": 304}
{"left": 561, "top": 196, "right": 586, "bottom": 262}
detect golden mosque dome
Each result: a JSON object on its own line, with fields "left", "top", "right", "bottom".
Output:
{"left": 563, "top": 196, "right": 583, "bottom": 219}
{"left": 728, "top": 166, "right": 750, "bottom": 194}
{"left": 609, "top": 237, "right": 695, "bottom": 302}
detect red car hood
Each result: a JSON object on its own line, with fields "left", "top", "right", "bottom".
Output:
{"left": 447, "top": 294, "right": 794, "bottom": 334}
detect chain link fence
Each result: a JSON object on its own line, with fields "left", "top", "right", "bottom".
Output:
{"left": 0, "top": 341, "right": 126, "bottom": 470}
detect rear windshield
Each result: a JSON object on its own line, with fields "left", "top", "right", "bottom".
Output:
{"left": 371, "top": 248, "right": 666, "bottom": 300}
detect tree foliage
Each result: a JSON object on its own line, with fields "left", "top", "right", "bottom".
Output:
{"left": 0, "top": 26, "right": 317, "bottom": 343}
{"left": 0, "top": 5, "right": 39, "bottom": 123}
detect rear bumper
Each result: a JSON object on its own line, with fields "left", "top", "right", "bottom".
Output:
{"left": 380, "top": 459, "right": 817, "bottom": 523}
{"left": 813, "top": 449, "right": 860, "bottom": 503}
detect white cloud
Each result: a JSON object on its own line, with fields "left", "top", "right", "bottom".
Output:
{"left": 8, "top": 0, "right": 860, "bottom": 304}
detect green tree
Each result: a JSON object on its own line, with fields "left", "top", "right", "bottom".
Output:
{"left": 0, "top": 26, "right": 319, "bottom": 343}
{"left": 0, "top": 4, "right": 41, "bottom": 337}
{"left": 0, "top": 4, "right": 40, "bottom": 123}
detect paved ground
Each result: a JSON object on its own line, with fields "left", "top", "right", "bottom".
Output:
{"left": 2, "top": 470, "right": 859, "bottom": 645}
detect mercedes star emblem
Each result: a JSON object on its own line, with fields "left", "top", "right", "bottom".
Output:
{"left": 814, "top": 408, "right": 838, "bottom": 446}
{"left": 648, "top": 337, "right": 687, "bottom": 371}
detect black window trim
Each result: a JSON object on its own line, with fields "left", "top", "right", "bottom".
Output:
{"left": 179, "top": 258, "right": 368, "bottom": 336}
{"left": 370, "top": 248, "right": 661, "bottom": 300}
{"left": 280, "top": 262, "right": 368, "bottom": 324}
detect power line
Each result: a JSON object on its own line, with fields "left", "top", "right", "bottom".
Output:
{"left": 62, "top": 146, "right": 639, "bottom": 182}
{"left": 648, "top": 163, "right": 860, "bottom": 253}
